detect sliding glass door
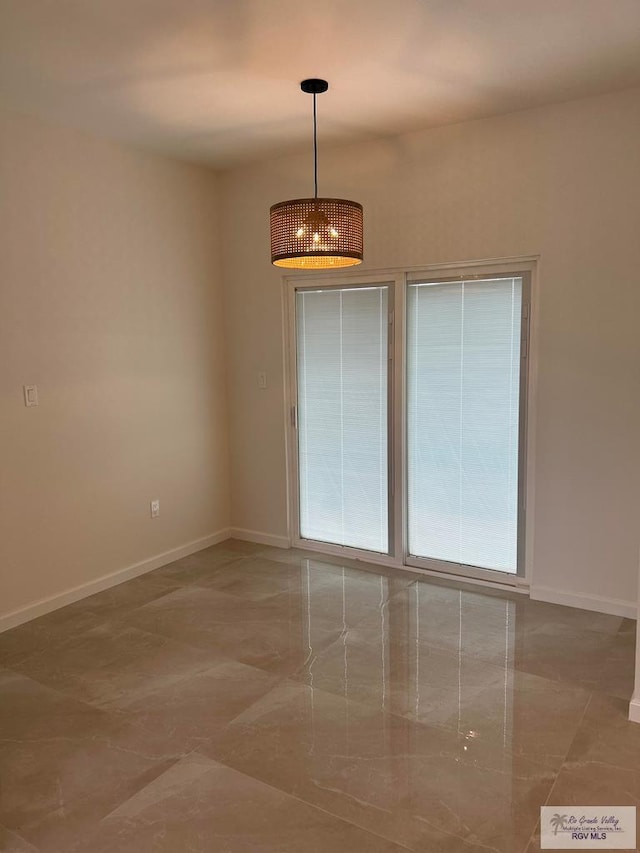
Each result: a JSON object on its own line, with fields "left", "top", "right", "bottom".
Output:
{"left": 407, "top": 276, "right": 525, "bottom": 574}
{"left": 295, "top": 285, "right": 391, "bottom": 553}
{"left": 289, "top": 267, "right": 530, "bottom": 580}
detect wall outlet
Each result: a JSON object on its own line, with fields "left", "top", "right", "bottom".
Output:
{"left": 150, "top": 499, "right": 160, "bottom": 518}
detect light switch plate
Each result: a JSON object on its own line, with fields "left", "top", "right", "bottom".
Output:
{"left": 258, "top": 371, "right": 267, "bottom": 390}
{"left": 23, "top": 385, "right": 38, "bottom": 407}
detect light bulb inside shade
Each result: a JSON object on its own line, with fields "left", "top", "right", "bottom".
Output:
{"left": 294, "top": 223, "right": 339, "bottom": 248}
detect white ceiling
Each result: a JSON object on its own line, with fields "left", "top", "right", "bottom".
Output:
{"left": 2, "top": 0, "right": 640, "bottom": 167}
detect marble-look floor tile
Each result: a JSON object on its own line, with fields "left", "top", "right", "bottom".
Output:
{"left": 0, "top": 574, "right": 179, "bottom": 668}
{"left": 303, "top": 564, "right": 415, "bottom": 626}
{"left": 71, "top": 753, "right": 410, "bottom": 853}
{"left": 516, "top": 598, "right": 625, "bottom": 636}
{"left": 292, "top": 618, "right": 508, "bottom": 725}
{"left": 0, "top": 671, "right": 182, "bottom": 850}
{"left": 150, "top": 546, "right": 244, "bottom": 586}
{"left": 218, "top": 537, "right": 269, "bottom": 555}
{"left": 198, "top": 553, "right": 415, "bottom": 612}
{"left": 0, "top": 825, "right": 40, "bottom": 852}
{"left": 524, "top": 694, "right": 640, "bottom": 853}
{"left": 1, "top": 546, "right": 637, "bottom": 853}
{"left": 255, "top": 546, "right": 423, "bottom": 588}
{"left": 617, "top": 617, "right": 636, "bottom": 636}
{"left": 545, "top": 693, "right": 640, "bottom": 805}
{"left": 204, "top": 679, "right": 557, "bottom": 852}
{"left": 565, "top": 692, "right": 640, "bottom": 771}
{"left": 63, "top": 573, "right": 181, "bottom": 618}
{"left": 317, "top": 580, "right": 521, "bottom": 672}
{"left": 195, "top": 555, "right": 319, "bottom": 600}
{"left": 513, "top": 620, "right": 635, "bottom": 700}
{"left": 0, "top": 607, "right": 102, "bottom": 669}
{"left": 0, "top": 668, "right": 106, "bottom": 742}
{"left": 253, "top": 545, "right": 366, "bottom": 568}
{"left": 119, "top": 659, "right": 281, "bottom": 752}
{"left": 289, "top": 583, "right": 593, "bottom": 770}
{"left": 410, "top": 581, "right": 521, "bottom": 667}
{"left": 7, "top": 623, "right": 223, "bottom": 710}
{"left": 116, "top": 585, "right": 345, "bottom": 674}
{"left": 295, "top": 577, "right": 635, "bottom": 702}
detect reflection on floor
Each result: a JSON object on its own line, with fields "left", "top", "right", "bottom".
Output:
{"left": 0, "top": 540, "right": 636, "bottom": 852}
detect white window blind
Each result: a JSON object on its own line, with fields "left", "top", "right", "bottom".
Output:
{"left": 407, "top": 277, "right": 522, "bottom": 573}
{"left": 296, "top": 286, "right": 389, "bottom": 553}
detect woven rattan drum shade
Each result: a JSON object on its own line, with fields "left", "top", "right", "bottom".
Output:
{"left": 270, "top": 198, "right": 363, "bottom": 269}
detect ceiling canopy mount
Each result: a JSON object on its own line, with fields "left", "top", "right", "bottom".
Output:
{"left": 270, "top": 78, "right": 364, "bottom": 270}
{"left": 300, "top": 78, "right": 329, "bottom": 95}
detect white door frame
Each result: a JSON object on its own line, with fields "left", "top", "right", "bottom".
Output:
{"left": 283, "top": 271, "right": 402, "bottom": 567}
{"left": 282, "top": 255, "right": 539, "bottom": 590}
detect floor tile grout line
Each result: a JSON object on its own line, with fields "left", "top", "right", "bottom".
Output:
{"left": 0, "top": 564, "right": 240, "bottom": 668}
{"left": 0, "top": 823, "right": 40, "bottom": 853}
{"left": 521, "top": 690, "right": 595, "bottom": 853}
{"left": 1, "top": 618, "right": 239, "bottom": 691}
{"left": 7, "top": 649, "right": 294, "bottom": 720}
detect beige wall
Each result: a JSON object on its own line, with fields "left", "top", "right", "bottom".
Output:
{"left": 0, "top": 110, "right": 229, "bottom": 622}
{"left": 2, "top": 88, "right": 638, "bottom": 624}
{"left": 221, "top": 87, "right": 640, "bottom": 613}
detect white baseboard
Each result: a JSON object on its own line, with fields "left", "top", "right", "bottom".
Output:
{"left": 530, "top": 585, "right": 636, "bottom": 620}
{"left": 228, "top": 527, "right": 291, "bottom": 550}
{"left": 0, "top": 529, "right": 231, "bottom": 634}
{"left": 629, "top": 692, "right": 640, "bottom": 724}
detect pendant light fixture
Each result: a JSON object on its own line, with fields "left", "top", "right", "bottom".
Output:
{"left": 270, "top": 79, "right": 363, "bottom": 269}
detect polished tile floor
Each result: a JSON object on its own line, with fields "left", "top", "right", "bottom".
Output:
{"left": 0, "top": 540, "right": 637, "bottom": 852}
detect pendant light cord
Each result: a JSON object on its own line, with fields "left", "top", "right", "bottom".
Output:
{"left": 313, "top": 92, "right": 318, "bottom": 199}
